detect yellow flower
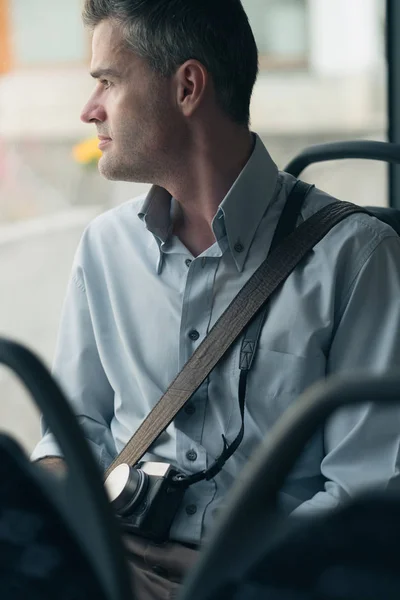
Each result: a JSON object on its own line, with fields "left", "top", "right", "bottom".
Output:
{"left": 72, "top": 137, "right": 102, "bottom": 165}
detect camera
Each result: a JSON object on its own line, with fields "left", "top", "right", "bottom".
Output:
{"left": 104, "top": 462, "right": 187, "bottom": 542}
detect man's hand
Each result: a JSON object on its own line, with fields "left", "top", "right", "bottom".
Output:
{"left": 35, "top": 457, "right": 67, "bottom": 476}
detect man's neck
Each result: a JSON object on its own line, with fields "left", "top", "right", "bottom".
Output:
{"left": 167, "top": 128, "right": 254, "bottom": 257}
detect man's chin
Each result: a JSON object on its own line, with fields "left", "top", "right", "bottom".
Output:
{"left": 98, "top": 157, "right": 127, "bottom": 181}
{"left": 98, "top": 157, "right": 153, "bottom": 184}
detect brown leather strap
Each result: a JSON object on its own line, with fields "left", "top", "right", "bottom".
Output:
{"left": 105, "top": 200, "right": 365, "bottom": 478}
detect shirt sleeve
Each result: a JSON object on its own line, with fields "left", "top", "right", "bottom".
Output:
{"left": 31, "top": 268, "right": 117, "bottom": 469}
{"left": 292, "top": 233, "right": 400, "bottom": 516}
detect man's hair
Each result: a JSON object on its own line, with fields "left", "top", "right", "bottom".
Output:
{"left": 82, "top": 0, "right": 259, "bottom": 127}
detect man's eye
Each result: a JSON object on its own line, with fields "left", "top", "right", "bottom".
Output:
{"left": 100, "top": 79, "right": 112, "bottom": 89}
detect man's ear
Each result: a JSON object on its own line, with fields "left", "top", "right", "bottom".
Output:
{"left": 175, "top": 60, "right": 208, "bottom": 117}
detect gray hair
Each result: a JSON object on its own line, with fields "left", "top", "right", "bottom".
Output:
{"left": 83, "top": 0, "right": 259, "bottom": 127}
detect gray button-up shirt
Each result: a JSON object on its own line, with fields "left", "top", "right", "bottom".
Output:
{"left": 32, "top": 135, "right": 400, "bottom": 545}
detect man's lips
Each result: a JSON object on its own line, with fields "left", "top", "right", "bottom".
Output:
{"left": 98, "top": 136, "right": 112, "bottom": 149}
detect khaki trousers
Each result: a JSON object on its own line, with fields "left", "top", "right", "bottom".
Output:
{"left": 123, "top": 534, "right": 200, "bottom": 600}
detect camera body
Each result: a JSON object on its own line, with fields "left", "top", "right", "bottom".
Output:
{"left": 105, "top": 461, "right": 187, "bottom": 542}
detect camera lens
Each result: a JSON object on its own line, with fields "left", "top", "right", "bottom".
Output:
{"left": 105, "top": 463, "right": 148, "bottom": 516}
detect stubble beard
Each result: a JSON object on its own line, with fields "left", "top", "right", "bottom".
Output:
{"left": 97, "top": 145, "right": 160, "bottom": 184}
{"left": 98, "top": 104, "right": 182, "bottom": 185}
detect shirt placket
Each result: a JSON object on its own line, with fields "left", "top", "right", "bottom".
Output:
{"left": 173, "top": 254, "right": 220, "bottom": 541}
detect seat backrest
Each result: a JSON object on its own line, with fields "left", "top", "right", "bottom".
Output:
{"left": 0, "top": 338, "right": 132, "bottom": 600}
{"left": 283, "top": 140, "right": 400, "bottom": 238}
{"left": 211, "top": 492, "right": 400, "bottom": 600}
{"left": 0, "top": 434, "right": 109, "bottom": 600}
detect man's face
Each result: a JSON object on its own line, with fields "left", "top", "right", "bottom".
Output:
{"left": 81, "top": 19, "right": 180, "bottom": 183}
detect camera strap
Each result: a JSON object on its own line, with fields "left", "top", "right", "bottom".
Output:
{"left": 105, "top": 182, "right": 367, "bottom": 480}
{"left": 180, "top": 180, "right": 317, "bottom": 485}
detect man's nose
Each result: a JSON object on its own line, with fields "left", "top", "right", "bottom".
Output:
{"left": 80, "top": 99, "right": 106, "bottom": 124}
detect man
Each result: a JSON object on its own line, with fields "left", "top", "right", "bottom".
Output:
{"left": 32, "top": 1, "right": 400, "bottom": 598}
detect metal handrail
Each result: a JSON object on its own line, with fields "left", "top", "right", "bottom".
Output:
{"left": 284, "top": 140, "right": 400, "bottom": 178}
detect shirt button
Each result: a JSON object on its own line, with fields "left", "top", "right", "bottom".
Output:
{"left": 234, "top": 242, "right": 244, "bottom": 253}
{"left": 185, "top": 259, "right": 192, "bottom": 267}
{"left": 184, "top": 404, "right": 196, "bottom": 416}
{"left": 186, "top": 504, "right": 197, "bottom": 516}
{"left": 188, "top": 330, "right": 200, "bottom": 341}
{"left": 186, "top": 449, "right": 198, "bottom": 461}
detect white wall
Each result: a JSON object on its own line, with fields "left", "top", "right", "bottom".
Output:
{"left": 308, "top": 0, "right": 382, "bottom": 75}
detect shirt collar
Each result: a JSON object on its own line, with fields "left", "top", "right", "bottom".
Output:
{"left": 214, "top": 133, "right": 279, "bottom": 270}
{"left": 137, "top": 134, "right": 279, "bottom": 271}
{"left": 138, "top": 185, "right": 173, "bottom": 243}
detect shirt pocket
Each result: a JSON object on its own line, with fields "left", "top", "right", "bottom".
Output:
{"left": 253, "top": 347, "right": 324, "bottom": 393}
{"left": 241, "top": 348, "right": 326, "bottom": 455}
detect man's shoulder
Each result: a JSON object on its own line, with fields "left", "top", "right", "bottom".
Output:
{"left": 80, "top": 194, "right": 148, "bottom": 246}
{"left": 71, "top": 195, "right": 150, "bottom": 273}
{"left": 88, "top": 194, "right": 146, "bottom": 232}
{"left": 277, "top": 174, "right": 400, "bottom": 287}
{"left": 298, "top": 181, "right": 399, "bottom": 249}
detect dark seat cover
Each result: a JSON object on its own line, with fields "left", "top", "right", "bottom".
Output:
{"left": 0, "top": 435, "right": 108, "bottom": 600}
{"left": 212, "top": 492, "right": 400, "bottom": 600}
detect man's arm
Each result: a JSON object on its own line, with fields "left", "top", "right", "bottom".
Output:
{"left": 31, "top": 266, "right": 117, "bottom": 470}
{"left": 293, "top": 233, "right": 400, "bottom": 516}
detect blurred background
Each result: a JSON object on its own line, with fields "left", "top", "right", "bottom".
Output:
{"left": 0, "top": 0, "right": 388, "bottom": 452}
